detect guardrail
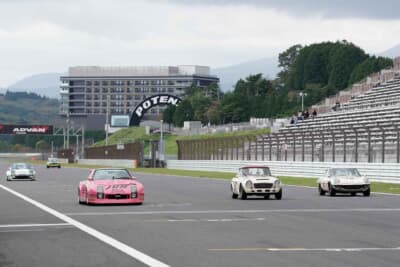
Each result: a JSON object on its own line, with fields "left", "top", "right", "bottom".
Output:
{"left": 166, "top": 160, "right": 400, "bottom": 184}
{"left": 77, "top": 159, "right": 137, "bottom": 169}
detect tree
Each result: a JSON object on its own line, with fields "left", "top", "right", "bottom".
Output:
{"left": 173, "top": 99, "right": 194, "bottom": 127}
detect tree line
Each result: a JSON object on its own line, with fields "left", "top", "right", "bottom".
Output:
{"left": 164, "top": 40, "right": 392, "bottom": 126}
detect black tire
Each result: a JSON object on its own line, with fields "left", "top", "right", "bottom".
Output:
{"left": 328, "top": 183, "right": 336, "bottom": 196}
{"left": 264, "top": 194, "right": 270, "bottom": 199}
{"left": 46, "top": 166, "right": 49, "bottom": 168}
{"left": 6, "top": 177, "right": 11, "bottom": 181}
{"left": 363, "top": 188, "right": 370, "bottom": 197}
{"left": 239, "top": 185, "right": 247, "bottom": 200}
{"left": 275, "top": 189, "right": 282, "bottom": 200}
{"left": 58, "top": 166, "right": 61, "bottom": 168}
{"left": 351, "top": 192, "right": 356, "bottom": 196}
{"left": 232, "top": 193, "right": 238, "bottom": 199}
{"left": 318, "top": 184, "right": 325, "bottom": 196}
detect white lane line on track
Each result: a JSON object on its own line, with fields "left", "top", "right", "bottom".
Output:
{"left": 208, "top": 247, "right": 400, "bottom": 252}
{"left": 65, "top": 208, "right": 400, "bottom": 216}
{"left": 0, "top": 229, "right": 45, "bottom": 233}
{"left": 144, "top": 217, "right": 266, "bottom": 223}
{"left": 0, "top": 223, "right": 71, "bottom": 228}
{"left": 0, "top": 184, "right": 169, "bottom": 267}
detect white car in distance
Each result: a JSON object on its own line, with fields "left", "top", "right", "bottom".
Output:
{"left": 317, "top": 168, "right": 370, "bottom": 197}
{"left": 231, "top": 165, "right": 282, "bottom": 200}
{"left": 6, "top": 163, "right": 36, "bottom": 181}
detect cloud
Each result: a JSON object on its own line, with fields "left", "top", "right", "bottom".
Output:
{"left": 0, "top": 0, "right": 399, "bottom": 86}
{"left": 168, "top": 0, "right": 400, "bottom": 19}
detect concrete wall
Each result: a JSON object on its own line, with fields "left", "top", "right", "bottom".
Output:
{"left": 77, "top": 159, "right": 137, "bottom": 168}
{"left": 167, "top": 160, "right": 400, "bottom": 184}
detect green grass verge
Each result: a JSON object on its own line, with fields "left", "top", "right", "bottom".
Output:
{"left": 29, "top": 160, "right": 400, "bottom": 194}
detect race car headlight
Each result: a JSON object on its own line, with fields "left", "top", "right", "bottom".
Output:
{"left": 97, "top": 186, "right": 104, "bottom": 199}
{"left": 273, "top": 180, "right": 280, "bottom": 187}
{"left": 245, "top": 180, "right": 253, "bottom": 189}
{"left": 131, "top": 185, "right": 137, "bottom": 198}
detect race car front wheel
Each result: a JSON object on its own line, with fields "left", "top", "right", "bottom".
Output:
{"left": 239, "top": 185, "right": 247, "bottom": 200}
{"left": 275, "top": 189, "right": 282, "bottom": 200}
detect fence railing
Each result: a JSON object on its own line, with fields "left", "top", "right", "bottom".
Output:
{"left": 177, "top": 126, "right": 400, "bottom": 163}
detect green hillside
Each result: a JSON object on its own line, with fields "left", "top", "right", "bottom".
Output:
{"left": 0, "top": 91, "right": 59, "bottom": 124}
{"left": 92, "top": 127, "right": 270, "bottom": 155}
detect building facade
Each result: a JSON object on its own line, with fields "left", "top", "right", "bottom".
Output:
{"left": 60, "top": 66, "right": 219, "bottom": 130}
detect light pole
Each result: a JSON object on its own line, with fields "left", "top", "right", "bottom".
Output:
{"left": 105, "top": 95, "right": 110, "bottom": 146}
{"left": 299, "top": 92, "right": 308, "bottom": 111}
{"left": 159, "top": 120, "right": 165, "bottom": 161}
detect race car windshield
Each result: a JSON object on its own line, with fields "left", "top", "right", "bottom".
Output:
{"left": 241, "top": 167, "right": 271, "bottom": 176}
{"left": 12, "top": 163, "right": 32, "bottom": 170}
{"left": 329, "top": 168, "right": 361, "bottom": 177}
{"left": 92, "top": 169, "right": 132, "bottom": 180}
{"left": 48, "top": 158, "right": 58, "bottom": 163}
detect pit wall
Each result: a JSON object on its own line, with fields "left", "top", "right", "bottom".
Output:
{"left": 77, "top": 159, "right": 137, "bottom": 169}
{"left": 166, "top": 160, "right": 400, "bottom": 184}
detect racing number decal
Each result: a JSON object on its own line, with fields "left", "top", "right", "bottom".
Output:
{"left": 104, "top": 184, "right": 130, "bottom": 190}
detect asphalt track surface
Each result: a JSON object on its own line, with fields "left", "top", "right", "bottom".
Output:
{"left": 1, "top": 161, "right": 400, "bottom": 267}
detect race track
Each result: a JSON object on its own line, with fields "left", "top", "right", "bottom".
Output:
{"left": 1, "top": 161, "right": 400, "bottom": 267}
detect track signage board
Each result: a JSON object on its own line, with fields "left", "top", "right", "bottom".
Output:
{"left": 0, "top": 124, "right": 53, "bottom": 135}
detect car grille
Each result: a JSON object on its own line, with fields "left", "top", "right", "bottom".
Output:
{"left": 106, "top": 194, "right": 130, "bottom": 199}
{"left": 336, "top": 185, "right": 365, "bottom": 190}
{"left": 15, "top": 175, "right": 31, "bottom": 179}
{"left": 254, "top": 183, "right": 273, "bottom": 189}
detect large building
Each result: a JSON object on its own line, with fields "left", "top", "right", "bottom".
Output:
{"left": 60, "top": 65, "right": 219, "bottom": 130}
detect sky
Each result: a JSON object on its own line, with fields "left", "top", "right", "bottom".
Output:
{"left": 0, "top": 0, "right": 400, "bottom": 86}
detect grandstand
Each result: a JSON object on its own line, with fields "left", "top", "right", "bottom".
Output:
{"left": 254, "top": 58, "right": 400, "bottom": 163}
{"left": 176, "top": 57, "right": 400, "bottom": 163}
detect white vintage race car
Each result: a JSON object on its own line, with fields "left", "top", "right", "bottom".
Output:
{"left": 317, "top": 168, "right": 370, "bottom": 196}
{"left": 231, "top": 165, "right": 282, "bottom": 200}
{"left": 6, "top": 163, "right": 36, "bottom": 181}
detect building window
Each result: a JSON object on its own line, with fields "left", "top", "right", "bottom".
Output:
{"left": 102, "top": 81, "right": 108, "bottom": 86}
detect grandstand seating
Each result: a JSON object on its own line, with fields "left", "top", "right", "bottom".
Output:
{"left": 254, "top": 75, "right": 400, "bottom": 163}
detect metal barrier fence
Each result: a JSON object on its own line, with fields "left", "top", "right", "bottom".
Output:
{"left": 85, "top": 142, "right": 143, "bottom": 161}
{"left": 167, "top": 160, "right": 400, "bottom": 183}
{"left": 177, "top": 126, "right": 400, "bottom": 163}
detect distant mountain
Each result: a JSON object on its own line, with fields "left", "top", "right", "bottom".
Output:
{"left": 212, "top": 57, "right": 280, "bottom": 92}
{"left": 3, "top": 72, "right": 63, "bottom": 98}
{"left": 379, "top": 43, "right": 400, "bottom": 58}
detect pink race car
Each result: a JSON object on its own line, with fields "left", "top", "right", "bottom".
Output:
{"left": 78, "top": 168, "right": 144, "bottom": 205}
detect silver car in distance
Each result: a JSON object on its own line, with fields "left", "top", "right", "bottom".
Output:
{"left": 317, "top": 168, "right": 370, "bottom": 197}
{"left": 6, "top": 163, "right": 36, "bottom": 181}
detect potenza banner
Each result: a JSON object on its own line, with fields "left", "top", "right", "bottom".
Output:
{"left": 0, "top": 124, "right": 53, "bottom": 135}
{"left": 129, "top": 94, "right": 182, "bottom": 126}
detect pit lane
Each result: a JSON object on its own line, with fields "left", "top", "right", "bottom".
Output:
{"left": 1, "top": 161, "right": 400, "bottom": 267}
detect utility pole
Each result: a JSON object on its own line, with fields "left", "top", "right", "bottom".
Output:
{"left": 51, "top": 141, "right": 54, "bottom": 157}
{"left": 81, "top": 126, "right": 85, "bottom": 159}
{"left": 159, "top": 119, "right": 164, "bottom": 161}
{"left": 66, "top": 112, "right": 70, "bottom": 149}
{"left": 105, "top": 95, "right": 110, "bottom": 146}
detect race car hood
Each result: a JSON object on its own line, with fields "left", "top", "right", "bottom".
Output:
{"left": 13, "top": 169, "right": 34, "bottom": 175}
{"left": 90, "top": 179, "right": 140, "bottom": 194}
{"left": 245, "top": 176, "right": 279, "bottom": 183}
{"left": 331, "top": 176, "right": 368, "bottom": 185}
